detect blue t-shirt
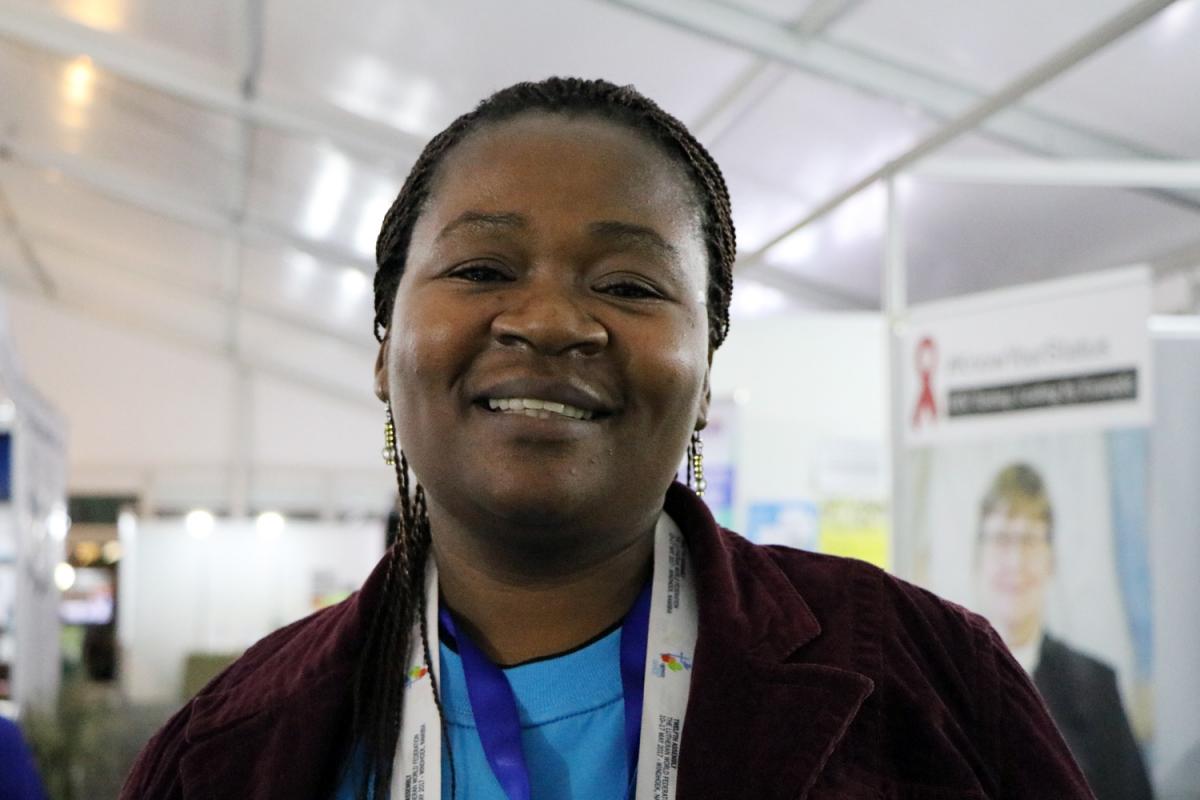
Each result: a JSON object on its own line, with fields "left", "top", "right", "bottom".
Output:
{"left": 335, "top": 625, "right": 629, "bottom": 799}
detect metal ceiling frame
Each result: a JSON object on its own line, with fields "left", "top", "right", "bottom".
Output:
{"left": 603, "top": 0, "right": 1197, "bottom": 299}
{"left": 603, "top": 0, "right": 1193, "bottom": 170}
{"left": 735, "top": 0, "right": 1182, "bottom": 269}
{"left": 910, "top": 157, "right": 1200, "bottom": 188}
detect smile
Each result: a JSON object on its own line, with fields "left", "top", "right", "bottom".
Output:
{"left": 486, "top": 397, "right": 596, "bottom": 421}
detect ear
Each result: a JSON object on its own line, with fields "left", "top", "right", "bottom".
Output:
{"left": 695, "top": 352, "right": 712, "bottom": 432}
{"left": 374, "top": 337, "right": 390, "bottom": 403}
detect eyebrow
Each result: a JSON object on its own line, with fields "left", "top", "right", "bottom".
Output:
{"left": 436, "top": 211, "right": 679, "bottom": 259}
{"left": 437, "top": 211, "right": 528, "bottom": 240}
{"left": 587, "top": 220, "right": 678, "bottom": 259}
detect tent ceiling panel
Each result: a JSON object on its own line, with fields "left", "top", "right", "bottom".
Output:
{"left": 245, "top": 125, "right": 407, "bottom": 266}
{"left": 37, "top": 236, "right": 232, "bottom": 349}
{"left": 905, "top": 181, "right": 1200, "bottom": 304}
{"left": 18, "top": 0, "right": 240, "bottom": 69}
{"left": 711, "top": 68, "right": 937, "bottom": 252}
{"left": 0, "top": 38, "right": 243, "bottom": 212}
{"left": 1027, "top": 2, "right": 1200, "bottom": 157}
{"left": 3, "top": 292, "right": 238, "bottom": 468}
{"left": 257, "top": 0, "right": 757, "bottom": 139}
{"left": 0, "top": 160, "right": 231, "bottom": 297}
{"left": 236, "top": 311, "right": 377, "bottom": 403}
{"left": 830, "top": 0, "right": 1134, "bottom": 93}
{"left": 251, "top": 373, "right": 383, "bottom": 471}
{"left": 238, "top": 243, "right": 377, "bottom": 347}
{"left": 0, "top": 226, "right": 37, "bottom": 291}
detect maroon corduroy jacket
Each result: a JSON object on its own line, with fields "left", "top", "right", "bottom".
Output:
{"left": 121, "top": 484, "right": 1094, "bottom": 799}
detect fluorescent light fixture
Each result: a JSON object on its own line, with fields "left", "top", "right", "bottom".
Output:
{"left": 765, "top": 228, "right": 817, "bottom": 266}
{"left": 354, "top": 186, "right": 397, "bottom": 258}
{"left": 340, "top": 266, "right": 369, "bottom": 294}
{"left": 1158, "top": 0, "right": 1195, "bottom": 35}
{"left": 832, "top": 184, "right": 884, "bottom": 245}
{"left": 730, "top": 281, "right": 789, "bottom": 320}
{"left": 302, "top": 151, "right": 352, "bottom": 240}
{"left": 185, "top": 509, "right": 215, "bottom": 539}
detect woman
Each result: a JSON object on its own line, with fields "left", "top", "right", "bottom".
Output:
{"left": 121, "top": 78, "right": 1092, "bottom": 799}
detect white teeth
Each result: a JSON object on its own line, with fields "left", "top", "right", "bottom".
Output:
{"left": 486, "top": 397, "right": 595, "bottom": 420}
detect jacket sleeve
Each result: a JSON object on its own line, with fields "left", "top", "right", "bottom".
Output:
{"left": 118, "top": 702, "right": 191, "bottom": 800}
{"left": 975, "top": 623, "right": 1097, "bottom": 800}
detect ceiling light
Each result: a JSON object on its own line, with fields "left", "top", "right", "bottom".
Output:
{"left": 62, "top": 55, "right": 95, "bottom": 107}
{"left": 764, "top": 228, "right": 817, "bottom": 266}
{"left": 256, "top": 511, "right": 286, "bottom": 540}
{"left": 54, "top": 562, "right": 77, "bottom": 592}
{"left": 101, "top": 540, "right": 123, "bottom": 562}
{"left": 185, "top": 509, "right": 215, "bottom": 539}
{"left": 302, "top": 151, "right": 351, "bottom": 240}
{"left": 354, "top": 186, "right": 397, "bottom": 258}
{"left": 730, "top": 281, "right": 789, "bottom": 320}
{"left": 47, "top": 505, "right": 71, "bottom": 541}
{"left": 117, "top": 508, "right": 137, "bottom": 542}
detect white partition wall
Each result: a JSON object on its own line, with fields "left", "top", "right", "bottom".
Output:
{"left": 121, "top": 516, "right": 384, "bottom": 704}
{"left": 1148, "top": 327, "right": 1200, "bottom": 796}
{"left": 0, "top": 297, "right": 67, "bottom": 715}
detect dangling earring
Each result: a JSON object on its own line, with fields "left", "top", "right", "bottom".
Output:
{"left": 382, "top": 406, "right": 398, "bottom": 466}
{"left": 688, "top": 430, "right": 706, "bottom": 497}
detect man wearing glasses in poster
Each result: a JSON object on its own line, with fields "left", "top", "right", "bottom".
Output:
{"left": 975, "top": 463, "right": 1153, "bottom": 800}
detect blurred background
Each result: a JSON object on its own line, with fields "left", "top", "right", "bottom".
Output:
{"left": 0, "top": 0, "right": 1197, "bottom": 797}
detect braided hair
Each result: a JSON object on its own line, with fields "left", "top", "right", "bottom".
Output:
{"left": 355, "top": 77, "right": 737, "bottom": 799}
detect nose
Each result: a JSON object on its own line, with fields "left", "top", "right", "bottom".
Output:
{"left": 490, "top": 275, "right": 608, "bottom": 357}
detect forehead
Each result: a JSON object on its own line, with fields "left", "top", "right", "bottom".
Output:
{"left": 424, "top": 112, "right": 699, "bottom": 225}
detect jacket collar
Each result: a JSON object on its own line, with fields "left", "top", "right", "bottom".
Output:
{"left": 179, "top": 484, "right": 874, "bottom": 799}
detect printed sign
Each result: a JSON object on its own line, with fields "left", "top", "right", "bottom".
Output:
{"left": 901, "top": 267, "right": 1152, "bottom": 445}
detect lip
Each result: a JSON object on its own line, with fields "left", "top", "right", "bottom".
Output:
{"left": 472, "top": 376, "right": 617, "bottom": 417}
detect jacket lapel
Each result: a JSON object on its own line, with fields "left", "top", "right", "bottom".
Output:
{"left": 666, "top": 485, "right": 876, "bottom": 799}
{"left": 678, "top": 661, "right": 873, "bottom": 799}
{"left": 177, "top": 662, "right": 357, "bottom": 800}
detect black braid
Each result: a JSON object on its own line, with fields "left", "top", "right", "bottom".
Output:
{"left": 357, "top": 77, "right": 737, "bottom": 799}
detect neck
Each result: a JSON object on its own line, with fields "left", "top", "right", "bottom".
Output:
{"left": 429, "top": 506, "right": 657, "bottom": 666}
{"left": 1001, "top": 616, "right": 1043, "bottom": 650}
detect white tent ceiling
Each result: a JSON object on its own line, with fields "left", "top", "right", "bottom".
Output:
{"left": 0, "top": 0, "right": 1197, "bottom": 514}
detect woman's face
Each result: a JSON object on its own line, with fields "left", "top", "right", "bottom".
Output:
{"left": 377, "top": 113, "right": 712, "bottom": 536}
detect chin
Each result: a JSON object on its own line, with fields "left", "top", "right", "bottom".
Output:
{"left": 475, "top": 476, "right": 596, "bottom": 528}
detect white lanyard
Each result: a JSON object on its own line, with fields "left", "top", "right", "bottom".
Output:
{"left": 392, "top": 511, "right": 699, "bottom": 800}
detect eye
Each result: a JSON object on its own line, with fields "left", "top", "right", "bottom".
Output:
{"left": 446, "top": 262, "right": 512, "bottom": 283}
{"left": 595, "top": 277, "right": 664, "bottom": 300}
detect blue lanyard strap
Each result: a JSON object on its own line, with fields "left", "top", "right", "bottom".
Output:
{"left": 440, "top": 583, "right": 653, "bottom": 800}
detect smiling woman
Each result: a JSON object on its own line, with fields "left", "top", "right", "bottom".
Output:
{"left": 121, "top": 78, "right": 1094, "bottom": 800}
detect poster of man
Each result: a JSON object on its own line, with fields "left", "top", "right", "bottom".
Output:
{"left": 975, "top": 461, "right": 1152, "bottom": 799}
{"left": 905, "top": 430, "right": 1154, "bottom": 800}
